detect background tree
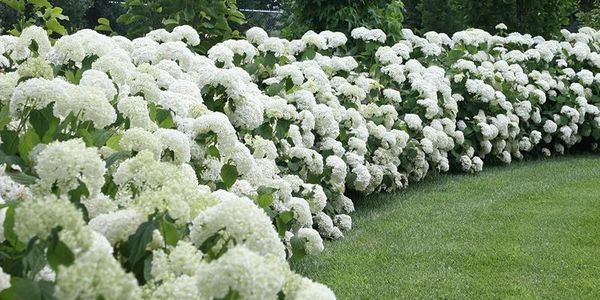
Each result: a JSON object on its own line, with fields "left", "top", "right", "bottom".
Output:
{"left": 402, "top": 0, "right": 423, "bottom": 32}
{"left": 402, "top": 0, "right": 580, "bottom": 38}
{"left": 0, "top": 0, "right": 69, "bottom": 37}
{"left": 577, "top": 0, "right": 600, "bottom": 29}
{"left": 283, "top": 0, "right": 405, "bottom": 43}
{"left": 420, "top": 0, "right": 462, "bottom": 34}
{"left": 116, "top": 0, "right": 246, "bottom": 51}
{"left": 237, "top": 0, "right": 286, "bottom": 35}
{"left": 452, "top": 0, "right": 578, "bottom": 37}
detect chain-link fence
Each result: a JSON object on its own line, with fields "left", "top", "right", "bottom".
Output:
{"left": 239, "top": 8, "right": 286, "bottom": 36}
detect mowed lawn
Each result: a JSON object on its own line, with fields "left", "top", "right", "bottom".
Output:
{"left": 293, "top": 156, "right": 600, "bottom": 299}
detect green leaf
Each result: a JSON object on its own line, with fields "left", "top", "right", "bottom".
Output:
{"left": 29, "top": 0, "right": 52, "bottom": 8}
{"left": 155, "top": 108, "right": 171, "bottom": 124}
{"left": 3, "top": 205, "right": 25, "bottom": 251}
{"left": 105, "top": 133, "right": 122, "bottom": 150}
{"left": 220, "top": 163, "right": 238, "bottom": 189}
{"left": 91, "top": 129, "right": 114, "bottom": 148}
{"left": 0, "top": 106, "right": 10, "bottom": 130}
{"left": 37, "top": 281, "right": 56, "bottom": 300}
{"left": 0, "top": 278, "right": 56, "bottom": 300}
{"left": 0, "top": 0, "right": 23, "bottom": 11}
{"left": 290, "top": 236, "right": 307, "bottom": 261}
{"left": 5, "top": 170, "right": 38, "bottom": 185}
{"left": 0, "top": 150, "right": 25, "bottom": 168}
{"left": 444, "top": 49, "right": 465, "bottom": 65}
{"left": 279, "top": 211, "right": 294, "bottom": 224}
{"left": 263, "top": 52, "right": 277, "bottom": 68}
{"left": 306, "top": 172, "right": 323, "bottom": 184}
{"left": 105, "top": 151, "right": 130, "bottom": 168}
{"left": 95, "top": 24, "right": 112, "bottom": 32}
{"left": 17, "top": 128, "right": 39, "bottom": 164}
{"left": 159, "top": 216, "right": 180, "bottom": 247}
{"left": 256, "top": 186, "right": 276, "bottom": 208}
{"left": 97, "top": 17, "right": 110, "bottom": 26}
{"left": 47, "top": 239, "right": 74, "bottom": 271}
{"left": 303, "top": 47, "right": 316, "bottom": 60}
{"left": 198, "top": 231, "right": 223, "bottom": 259}
{"left": 266, "top": 82, "right": 285, "bottom": 96}
{"left": 592, "top": 128, "right": 600, "bottom": 140}
{"left": 76, "top": 128, "right": 94, "bottom": 146}
{"left": 67, "top": 180, "right": 90, "bottom": 220}
{"left": 255, "top": 123, "right": 273, "bottom": 140}
{"left": 216, "top": 290, "right": 241, "bottom": 300}
{"left": 207, "top": 145, "right": 220, "bottom": 158}
{"left": 45, "top": 18, "right": 67, "bottom": 36}
{"left": 2, "top": 277, "right": 40, "bottom": 300}
{"left": 29, "top": 105, "right": 58, "bottom": 142}
{"left": 126, "top": 220, "right": 158, "bottom": 269}
{"left": 0, "top": 130, "right": 19, "bottom": 155}
{"left": 275, "top": 211, "right": 294, "bottom": 238}
{"left": 275, "top": 119, "right": 291, "bottom": 139}
{"left": 243, "top": 63, "right": 259, "bottom": 75}
{"left": 22, "top": 240, "right": 46, "bottom": 280}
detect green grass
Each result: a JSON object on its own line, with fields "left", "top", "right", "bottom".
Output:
{"left": 293, "top": 156, "right": 600, "bottom": 299}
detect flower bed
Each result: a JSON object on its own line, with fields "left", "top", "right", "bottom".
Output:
{"left": 0, "top": 23, "right": 599, "bottom": 299}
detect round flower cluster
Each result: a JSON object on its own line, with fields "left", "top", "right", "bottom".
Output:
{"left": 2, "top": 22, "right": 600, "bottom": 298}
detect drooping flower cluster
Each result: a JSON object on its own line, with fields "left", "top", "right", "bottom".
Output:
{"left": 2, "top": 21, "right": 600, "bottom": 298}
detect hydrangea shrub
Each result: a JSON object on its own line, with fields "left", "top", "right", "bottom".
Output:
{"left": 1, "top": 22, "right": 600, "bottom": 298}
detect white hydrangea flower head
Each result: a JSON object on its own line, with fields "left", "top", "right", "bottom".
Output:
{"left": 55, "top": 248, "right": 141, "bottom": 300}
{"left": 117, "top": 96, "right": 157, "bottom": 131}
{"left": 151, "top": 241, "right": 204, "bottom": 282}
{"left": 301, "top": 30, "right": 328, "bottom": 50}
{"left": 172, "top": 25, "right": 201, "bottom": 46}
{"left": 54, "top": 84, "right": 117, "bottom": 129}
{"left": 88, "top": 209, "right": 146, "bottom": 245}
{"left": 191, "top": 191, "right": 285, "bottom": 259}
{"left": 287, "top": 197, "right": 313, "bottom": 228}
{"left": 14, "top": 195, "right": 93, "bottom": 253}
{"left": 284, "top": 274, "right": 336, "bottom": 300}
{"left": 153, "top": 128, "right": 191, "bottom": 163}
{"left": 80, "top": 70, "right": 117, "bottom": 101}
{"left": 46, "top": 34, "right": 85, "bottom": 66}
{"left": 0, "top": 267, "right": 10, "bottom": 293}
{"left": 35, "top": 139, "right": 106, "bottom": 197}
{"left": 9, "top": 78, "right": 68, "bottom": 117}
{"left": 333, "top": 214, "right": 352, "bottom": 231}
{"left": 208, "top": 43, "right": 235, "bottom": 68}
{"left": 319, "top": 30, "right": 347, "bottom": 48}
{"left": 113, "top": 151, "right": 216, "bottom": 222}
{"left": 12, "top": 26, "right": 51, "bottom": 61}
{"left": 0, "top": 72, "right": 20, "bottom": 105}
{"left": 120, "top": 127, "right": 162, "bottom": 159}
{"left": 351, "top": 27, "right": 387, "bottom": 43}
{"left": 246, "top": 27, "right": 269, "bottom": 44}
{"left": 146, "top": 275, "right": 199, "bottom": 300}
{"left": 195, "top": 245, "right": 287, "bottom": 300}
{"left": 296, "top": 228, "right": 324, "bottom": 255}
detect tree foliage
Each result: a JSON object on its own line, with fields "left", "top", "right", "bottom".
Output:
{"left": 577, "top": 0, "right": 600, "bottom": 29}
{"left": 0, "top": 0, "right": 69, "bottom": 37}
{"left": 283, "top": 0, "right": 405, "bottom": 43}
{"left": 403, "top": 0, "right": 580, "bottom": 38}
{"left": 117, "top": 0, "right": 246, "bottom": 51}
{"left": 453, "top": 0, "right": 579, "bottom": 38}
{"left": 420, "top": 0, "right": 462, "bottom": 34}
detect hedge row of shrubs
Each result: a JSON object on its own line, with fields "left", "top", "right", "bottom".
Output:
{"left": 1, "top": 22, "right": 600, "bottom": 298}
